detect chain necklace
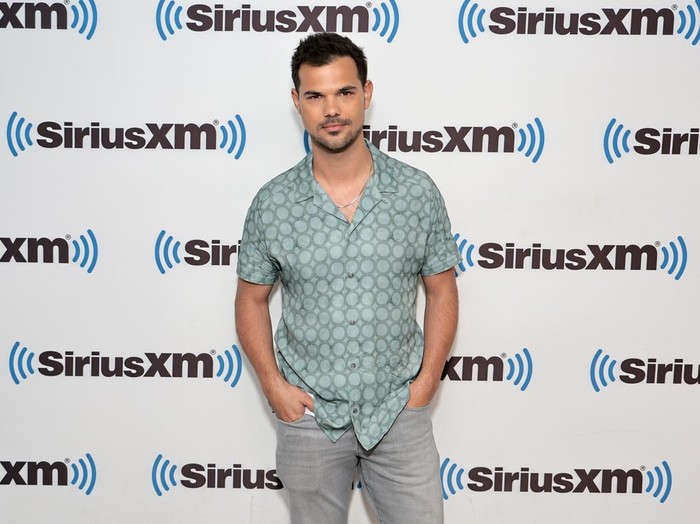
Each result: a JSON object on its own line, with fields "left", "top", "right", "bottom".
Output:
{"left": 332, "top": 162, "right": 374, "bottom": 209}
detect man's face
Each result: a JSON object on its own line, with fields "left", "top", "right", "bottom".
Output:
{"left": 292, "top": 56, "right": 373, "bottom": 154}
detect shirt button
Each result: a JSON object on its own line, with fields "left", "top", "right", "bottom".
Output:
{"left": 349, "top": 320, "right": 356, "bottom": 325}
{"left": 347, "top": 272, "right": 355, "bottom": 278}
{"left": 350, "top": 362, "right": 357, "bottom": 369}
{"left": 351, "top": 406, "right": 359, "bottom": 415}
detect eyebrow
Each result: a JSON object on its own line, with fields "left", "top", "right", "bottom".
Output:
{"left": 302, "top": 85, "right": 358, "bottom": 97}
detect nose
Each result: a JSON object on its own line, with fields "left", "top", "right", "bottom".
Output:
{"left": 322, "top": 96, "right": 340, "bottom": 118}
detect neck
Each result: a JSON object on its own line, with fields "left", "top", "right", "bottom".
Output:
{"left": 312, "top": 136, "right": 372, "bottom": 185}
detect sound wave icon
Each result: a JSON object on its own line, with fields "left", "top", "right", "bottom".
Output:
{"left": 219, "top": 115, "right": 247, "bottom": 159}
{"left": 152, "top": 454, "right": 178, "bottom": 496}
{"left": 216, "top": 345, "right": 243, "bottom": 388}
{"left": 371, "top": 0, "right": 400, "bottom": 43}
{"left": 8, "top": 341, "right": 35, "bottom": 385}
{"left": 156, "top": 0, "right": 184, "bottom": 41}
{"left": 659, "top": 235, "right": 688, "bottom": 281}
{"left": 71, "top": 229, "right": 99, "bottom": 274}
{"left": 155, "top": 230, "right": 182, "bottom": 275}
{"left": 6, "top": 111, "right": 34, "bottom": 157}
{"left": 440, "top": 457, "right": 465, "bottom": 500}
{"left": 603, "top": 118, "right": 632, "bottom": 164}
{"left": 677, "top": 1, "right": 700, "bottom": 46}
{"left": 303, "top": 131, "right": 311, "bottom": 154}
{"left": 458, "top": 0, "right": 487, "bottom": 44}
{"left": 590, "top": 348, "right": 617, "bottom": 393}
{"left": 453, "top": 233, "right": 475, "bottom": 277}
{"left": 70, "top": 0, "right": 98, "bottom": 40}
{"left": 70, "top": 453, "right": 97, "bottom": 495}
{"left": 645, "top": 460, "right": 672, "bottom": 504}
{"left": 517, "top": 117, "right": 545, "bottom": 163}
{"left": 505, "top": 348, "right": 533, "bottom": 392}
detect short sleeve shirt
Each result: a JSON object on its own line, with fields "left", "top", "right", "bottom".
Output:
{"left": 237, "top": 142, "right": 460, "bottom": 449}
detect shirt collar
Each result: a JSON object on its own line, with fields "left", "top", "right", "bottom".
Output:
{"left": 292, "top": 139, "right": 398, "bottom": 203}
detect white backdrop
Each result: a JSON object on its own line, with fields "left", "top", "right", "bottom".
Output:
{"left": 1, "top": 1, "right": 698, "bottom": 522}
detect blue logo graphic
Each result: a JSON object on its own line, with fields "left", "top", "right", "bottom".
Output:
{"left": 677, "top": 1, "right": 700, "bottom": 45}
{"left": 216, "top": 345, "right": 243, "bottom": 388}
{"left": 603, "top": 118, "right": 632, "bottom": 164}
{"left": 660, "top": 235, "right": 688, "bottom": 281}
{"left": 371, "top": 0, "right": 400, "bottom": 43}
{"left": 505, "top": 348, "right": 533, "bottom": 392}
{"left": 218, "top": 115, "right": 247, "bottom": 159}
{"left": 152, "top": 454, "right": 178, "bottom": 496}
{"left": 453, "top": 233, "right": 475, "bottom": 277}
{"left": 155, "top": 230, "right": 182, "bottom": 275}
{"left": 440, "top": 457, "right": 465, "bottom": 500}
{"left": 590, "top": 348, "right": 617, "bottom": 392}
{"left": 303, "top": 130, "right": 312, "bottom": 154}
{"left": 6, "top": 112, "right": 34, "bottom": 157}
{"left": 70, "top": 453, "right": 97, "bottom": 495}
{"left": 458, "top": 0, "right": 486, "bottom": 43}
{"left": 71, "top": 229, "right": 99, "bottom": 274}
{"left": 70, "top": 0, "right": 98, "bottom": 40}
{"left": 516, "top": 117, "right": 545, "bottom": 163}
{"left": 8, "top": 341, "right": 35, "bottom": 385}
{"left": 156, "top": 0, "right": 183, "bottom": 41}
{"left": 645, "top": 460, "right": 672, "bottom": 503}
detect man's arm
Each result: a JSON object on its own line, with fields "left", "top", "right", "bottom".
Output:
{"left": 408, "top": 268, "right": 459, "bottom": 407}
{"left": 235, "top": 278, "right": 314, "bottom": 421}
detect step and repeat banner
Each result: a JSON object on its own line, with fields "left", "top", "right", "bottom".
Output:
{"left": 1, "top": 1, "right": 698, "bottom": 522}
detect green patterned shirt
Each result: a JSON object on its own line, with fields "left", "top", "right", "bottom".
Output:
{"left": 237, "top": 142, "right": 459, "bottom": 449}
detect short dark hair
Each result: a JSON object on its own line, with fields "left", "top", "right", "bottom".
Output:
{"left": 291, "top": 33, "right": 368, "bottom": 90}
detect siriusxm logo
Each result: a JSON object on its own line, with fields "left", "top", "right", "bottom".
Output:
{"left": 441, "top": 348, "right": 533, "bottom": 392}
{"left": 1, "top": 453, "right": 96, "bottom": 495}
{"left": 0, "top": 230, "right": 98, "bottom": 274}
{"left": 0, "top": 1, "right": 97, "bottom": 39}
{"left": 154, "top": 230, "right": 241, "bottom": 275}
{"left": 7, "top": 341, "right": 242, "bottom": 386}
{"left": 440, "top": 458, "right": 672, "bottom": 503}
{"left": 151, "top": 454, "right": 282, "bottom": 496}
{"left": 453, "top": 233, "right": 688, "bottom": 281}
{"left": 303, "top": 118, "right": 545, "bottom": 163}
{"left": 604, "top": 118, "right": 700, "bottom": 163}
{"left": 156, "top": 1, "right": 399, "bottom": 42}
{"left": 6, "top": 112, "right": 246, "bottom": 158}
{"left": 590, "top": 348, "right": 700, "bottom": 391}
{"left": 457, "top": 2, "right": 699, "bottom": 45}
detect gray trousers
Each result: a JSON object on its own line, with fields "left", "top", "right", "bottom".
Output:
{"left": 275, "top": 405, "right": 444, "bottom": 524}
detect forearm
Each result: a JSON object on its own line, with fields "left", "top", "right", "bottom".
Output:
{"left": 234, "top": 281, "right": 285, "bottom": 396}
{"left": 412, "top": 271, "right": 459, "bottom": 402}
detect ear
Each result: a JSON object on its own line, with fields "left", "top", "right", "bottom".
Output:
{"left": 363, "top": 80, "right": 374, "bottom": 110}
{"left": 291, "top": 88, "right": 301, "bottom": 114}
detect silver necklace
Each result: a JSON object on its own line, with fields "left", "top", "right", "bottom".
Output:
{"left": 332, "top": 163, "right": 374, "bottom": 209}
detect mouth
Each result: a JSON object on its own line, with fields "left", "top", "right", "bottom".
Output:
{"left": 321, "top": 120, "right": 350, "bottom": 132}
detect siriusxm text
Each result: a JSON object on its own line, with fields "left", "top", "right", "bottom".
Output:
{"left": 490, "top": 7, "right": 674, "bottom": 36}
{"left": 185, "top": 4, "right": 368, "bottom": 33}
{"left": 0, "top": 2, "right": 68, "bottom": 29}
{"left": 1, "top": 460, "right": 68, "bottom": 486}
{"left": 620, "top": 358, "right": 700, "bottom": 385}
{"left": 1, "top": 236, "right": 69, "bottom": 263}
{"left": 363, "top": 125, "right": 515, "bottom": 153}
{"left": 181, "top": 463, "right": 282, "bottom": 490}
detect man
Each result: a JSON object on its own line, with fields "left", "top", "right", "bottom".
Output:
{"left": 235, "top": 33, "right": 459, "bottom": 524}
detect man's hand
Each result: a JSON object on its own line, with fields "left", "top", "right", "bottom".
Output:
{"left": 407, "top": 377, "right": 436, "bottom": 408}
{"left": 264, "top": 375, "right": 315, "bottom": 422}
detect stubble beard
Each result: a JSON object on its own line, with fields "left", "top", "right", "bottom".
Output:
{"left": 309, "top": 120, "right": 362, "bottom": 154}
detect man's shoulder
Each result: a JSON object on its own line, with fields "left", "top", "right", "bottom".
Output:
{"left": 372, "top": 145, "right": 441, "bottom": 194}
{"left": 250, "top": 154, "right": 311, "bottom": 207}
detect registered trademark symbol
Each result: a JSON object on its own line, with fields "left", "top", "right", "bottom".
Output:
{"left": 500, "top": 352, "right": 507, "bottom": 359}
{"left": 65, "top": 458, "right": 70, "bottom": 464}
{"left": 65, "top": 234, "right": 71, "bottom": 240}
{"left": 640, "top": 465, "right": 646, "bottom": 471}
{"left": 366, "top": 2, "right": 372, "bottom": 8}
{"left": 64, "top": 0, "right": 70, "bottom": 5}
{"left": 512, "top": 123, "right": 518, "bottom": 129}
{"left": 213, "top": 119, "right": 219, "bottom": 126}
{"left": 655, "top": 241, "right": 661, "bottom": 247}
{"left": 672, "top": 4, "right": 678, "bottom": 10}
{"left": 210, "top": 349, "right": 216, "bottom": 355}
